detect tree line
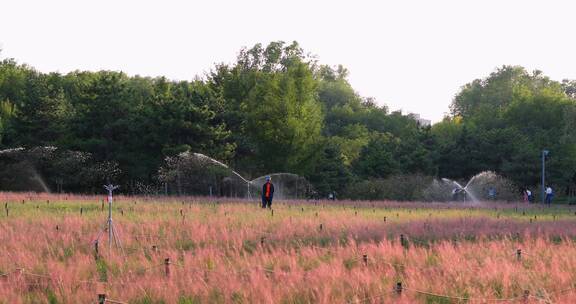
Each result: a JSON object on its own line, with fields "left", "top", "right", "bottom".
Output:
{"left": 0, "top": 41, "right": 575, "bottom": 200}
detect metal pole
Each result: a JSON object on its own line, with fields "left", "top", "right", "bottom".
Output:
{"left": 108, "top": 188, "right": 112, "bottom": 251}
{"left": 541, "top": 150, "right": 548, "bottom": 204}
{"left": 247, "top": 182, "right": 251, "bottom": 200}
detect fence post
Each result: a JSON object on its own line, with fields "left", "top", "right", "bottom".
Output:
{"left": 271, "top": 209, "right": 274, "bottom": 217}
{"left": 319, "top": 224, "right": 323, "bottom": 231}
{"left": 363, "top": 254, "right": 368, "bottom": 266}
{"left": 80, "top": 207, "right": 83, "bottom": 215}
{"left": 400, "top": 234, "right": 406, "bottom": 247}
{"left": 164, "top": 258, "right": 171, "bottom": 277}
{"left": 98, "top": 294, "right": 106, "bottom": 304}
{"left": 396, "top": 282, "right": 402, "bottom": 295}
{"left": 261, "top": 237, "right": 265, "bottom": 246}
{"left": 384, "top": 216, "right": 387, "bottom": 222}
{"left": 94, "top": 240, "right": 99, "bottom": 260}
{"left": 516, "top": 249, "right": 522, "bottom": 261}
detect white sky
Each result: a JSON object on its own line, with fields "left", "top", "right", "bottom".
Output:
{"left": 1, "top": 0, "right": 575, "bottom": 123}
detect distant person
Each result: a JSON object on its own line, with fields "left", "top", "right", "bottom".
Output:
{"left": 488, "top": 187, "right": 496, "bottom": 200}
{"left": 545, "top": 186, "right": 553, "bottom": 206}
{"left": 525, "top": 189, "right": 533, "bottom": 203}
{"left": 328, "top": 191, "right": 336, "bottom": 201}
{"left": 261, "top": 176, "right": 274, "bottom": 209}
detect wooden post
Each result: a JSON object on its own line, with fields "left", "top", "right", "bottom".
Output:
{"left": 94, "top": 241, "right": 99, "bottom": 260}
{"left": 516, "top": 249, "right": 522, "bottom": 261}
{"left": 5, "top": 208, "right": 7, "bottom": 217}
{"left": 101, "top": 200, "right": 104, "bottom": 211}
{"left": 396, "top": 282, "right": 402, "bottom": 295}
{"left": 80, "top": 207, "right": 83, "bottom": 215}
{"left": 261, "top": 237, "right": 265, "bottom": 246}
{"left": 363, "top": 254, "right": 368, "bottom": 266}
{"left": 164, "top": 258, "right": 171, "bottom": 277}
{"left": 98, "top": 294, "right": 106, "bottom": 304}
{"left": 271, "top": 209, "right": 274, "bottom": 217}
{"left": 384, "top": 216, "right": 387, "bottom": 222}
{"left": 319, "top": 224, "right": 323, "bottom": 231}
{"left": 301, "top": 207, "right": 304, "bottom": 212}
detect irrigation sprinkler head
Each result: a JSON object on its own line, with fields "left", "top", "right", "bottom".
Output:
{"left": 104, "top": 184, "right": 119, "bottom": 192}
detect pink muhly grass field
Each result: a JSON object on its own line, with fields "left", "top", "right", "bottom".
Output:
{"left": 1, "top": 192, "right": 576, "bottom": 303}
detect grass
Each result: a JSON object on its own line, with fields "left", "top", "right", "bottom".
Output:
{"left": 1, "top": 192, "right": 576, "bottom": 303}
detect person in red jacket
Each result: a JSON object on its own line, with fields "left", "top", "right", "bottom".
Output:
{"left": 261, "top": 176, "right": 274, "bottom": 209}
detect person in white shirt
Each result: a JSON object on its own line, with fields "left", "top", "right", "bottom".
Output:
{"left": 525, "top": 189, "right": 533, "bottom": 203}
{"left": 545, "top": 186, "right": 553, "bottom": 206}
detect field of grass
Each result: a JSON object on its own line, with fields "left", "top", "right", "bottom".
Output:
{"left": 1, "top": 192, "right": 576, "bottom": 303}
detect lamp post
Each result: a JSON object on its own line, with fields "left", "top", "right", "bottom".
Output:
{"left": 541, "top": 150, "right": 549, "bottom": 203}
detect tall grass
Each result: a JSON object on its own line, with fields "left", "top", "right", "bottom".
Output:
{"left": 1, "top": 192, "right": 575, "bottom": 303}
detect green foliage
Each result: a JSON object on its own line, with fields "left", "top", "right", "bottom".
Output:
{"left": 441, "top": 65, "right": 576, "bottom": 193}
{"left": 46, "top": 289, "right": 59, "bottom": 304}
{"left": 0, "top": 46, "right": 575, "bottom": 200}
{"left": 95, "top": 259, "right": 108, "bottom": 282}
{"left": 178, "top": 295, "right": 201, "bottom": 304}
{"left": 344, "top": 174, "right": 432, "bottom": 201}
{"left": 129, "top": 296, "right": 166, "bottom": 304}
